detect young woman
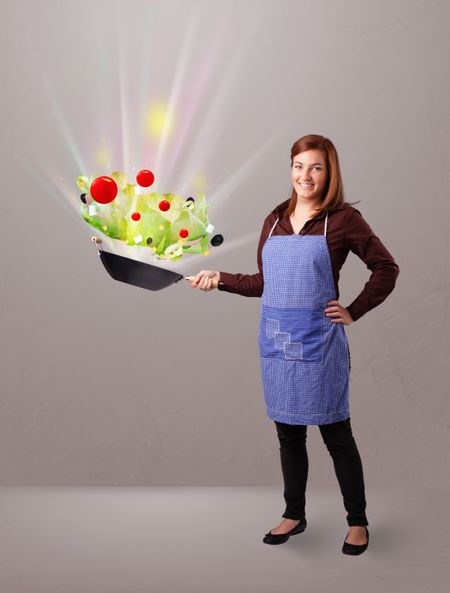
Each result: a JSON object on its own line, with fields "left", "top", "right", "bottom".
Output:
{"left": 189, "top": 134, "right": 399, "bottom": 555}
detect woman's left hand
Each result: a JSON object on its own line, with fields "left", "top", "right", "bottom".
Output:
{"left": 324, "top": 300, "right": 354, "bottom": 325}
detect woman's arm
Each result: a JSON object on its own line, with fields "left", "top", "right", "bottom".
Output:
{"left": 344, "top": 208, "right": 400, "bottom": 322}
{"left": 217, "top": 216, "right": 272, "bottom": 297}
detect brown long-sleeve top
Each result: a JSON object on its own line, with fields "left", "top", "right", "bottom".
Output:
{"left": 217, "top": 199, "right": 400, "bottom": 322}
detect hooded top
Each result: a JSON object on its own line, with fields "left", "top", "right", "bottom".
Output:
{"left": 217, "top": 199, "right": 400, "bottom": 322}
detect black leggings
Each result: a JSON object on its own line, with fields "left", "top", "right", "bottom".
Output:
{"left": 274, "top": 417, "right": 368, "bottom": 527}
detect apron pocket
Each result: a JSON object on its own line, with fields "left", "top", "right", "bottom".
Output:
{"left": 298, "top": 321, "right": 325, "bottom": 361}
{"left": 284, "top": 341, "right": 303, "bottom": 360}
{"left": 259, "top": 310, "right": 325, "bottom": 362}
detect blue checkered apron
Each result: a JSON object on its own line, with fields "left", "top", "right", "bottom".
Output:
{"left": 258, "top": 212, "right": 350, "bottom": 425}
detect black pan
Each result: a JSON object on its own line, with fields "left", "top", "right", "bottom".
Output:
{"left": 92, "top": 238, "right": 191, "bottom": 291}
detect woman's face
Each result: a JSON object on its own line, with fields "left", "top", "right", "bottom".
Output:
{"left": 291, "top": 149, "right": 328, "bottom": 204}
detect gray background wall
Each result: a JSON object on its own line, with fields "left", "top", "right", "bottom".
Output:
{"left": 1, "top": 0, "right": 448, "bottom": 487}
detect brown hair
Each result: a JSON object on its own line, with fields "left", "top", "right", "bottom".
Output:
{"left": 286, "top": 134, "right": 360, "bottom": 217}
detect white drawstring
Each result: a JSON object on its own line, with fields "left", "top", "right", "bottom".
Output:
{"left": 268, "top": 217, "right": 279, "bottom": 239}
{"left": 268, "top": 212, "right": 328, "bottom": 237}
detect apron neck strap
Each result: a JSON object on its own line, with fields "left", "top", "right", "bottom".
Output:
{"left": 268, "top": 217, "right": 279, "bottom": 239}
{"left": 268, "top": 211, "right": 328, "bottom": 238}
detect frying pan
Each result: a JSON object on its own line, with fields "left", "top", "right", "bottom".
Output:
{"left": 92, "top": 237, "right": 193, "bottom": 291}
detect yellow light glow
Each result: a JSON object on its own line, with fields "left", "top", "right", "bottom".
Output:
{"left": 203, "top": 250, "right": 209, "bottom": 256}
{"left": 95, "top": 139, "right": 111, "bottom": 167}
{"left": 146, "top": 102, "right": 175, "bottom": 139}
{"left": 193, "top": 171, "right": 207, "bottom": 192}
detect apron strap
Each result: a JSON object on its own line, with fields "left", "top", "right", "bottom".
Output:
{"left": 269, "top": 212, "right": 328, "bottom": 238}
{"left": 323, "top": 211, "right": 329, "bottom": 236}
{"left": 268, "top": 217, "right": 279, "bottom": 239}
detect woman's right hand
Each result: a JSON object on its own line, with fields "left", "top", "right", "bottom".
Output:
{"left": 189, "top": 270, "right": 220, "bottom": 291}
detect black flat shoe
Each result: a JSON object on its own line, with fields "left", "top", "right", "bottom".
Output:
{"left": 263, "top": 518, "right": 307, "bottom": 545}
{"left": 342, "top": 526, "right": 369, "bottom": 555}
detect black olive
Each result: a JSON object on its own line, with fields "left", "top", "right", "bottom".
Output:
{"left": 146, "top": 237, "right": 153, "bottom": 245}
{"left": 80, "top": 193, "right": 87, "bottom": 203}
{"left": 211, "top": 234, "right": 224, "bottom": 246}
